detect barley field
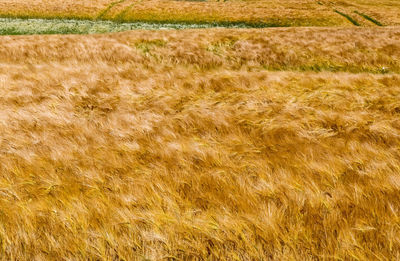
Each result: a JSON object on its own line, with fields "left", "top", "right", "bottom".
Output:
{"left": 1, "top": 0, "right": 400, "bottom": 260}
{"left": 0, "top": 27, "right": 399, "bottom": 259}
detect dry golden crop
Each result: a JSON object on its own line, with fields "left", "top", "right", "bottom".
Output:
{"left": 1, "top": 0, "right": 399, "bottom": 26}
{"left": 0, "top": 27, "right": 399, "bottom": 259}
{"left": 0, "top": 0, "right": 113, "bottom": 20}
{"left": 323, "top": 0, "right": 400, "bottom": 26}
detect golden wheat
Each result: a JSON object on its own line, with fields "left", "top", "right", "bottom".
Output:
{"left": 1, "top": 0, "right": 400, "bottom": 26}
{"left": 0, "top": 0, "right": 113, "bottom": 19}
{"left": 0, "top": 27, "right": 398, "bottom": 259}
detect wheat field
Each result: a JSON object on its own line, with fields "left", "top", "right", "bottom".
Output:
{"left": 0, "top": 27, "right": 398, "bottom": 259}
{"left": 0, "top": 0, "right": 399, "bottom": 26}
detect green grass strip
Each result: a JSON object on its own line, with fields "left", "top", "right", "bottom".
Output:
{"left": 354, "top": 11, "right": 382, "bottom": 26}
{"left": 0, "top": 17, "right": 282, "bottom": 35}
{"left": 334, "top": 10, "right": 360, "bottom": 26}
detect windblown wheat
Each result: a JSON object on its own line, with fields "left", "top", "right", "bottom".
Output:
{"left": 0, "top": 27, "right": 399, "bottom": 259}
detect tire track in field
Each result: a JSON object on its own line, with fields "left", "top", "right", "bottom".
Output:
{"left": 354, "top": 11, "right": 383, "bottom": 26}
{"left": 115, "top": 0, "right": 143, "bottom": 21}
{"left": 334, "top": 10, "right": 360, "bottom": 26}
{"left": 313, "top": 1, "right": 359, "bottom": 26}
{"left": 318, "top": 0, "right": 383, "bottom": 26}
{"left": 97, "top": 0, "right": 128, "bottom": 20}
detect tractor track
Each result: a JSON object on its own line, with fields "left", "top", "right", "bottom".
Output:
{"left": 315, "top": 0, "right": 382, "bottom": 26}
{"left": 115, "top": 0, "right": 143, "bottom": 21}
{"left": 334, "top": 9, "right": 360, "bottom": 26}
{"left": 97, "top": 0, "right": 128, "bottom": 20}
{"left": 354, "top": 11, "right": 383, "bottom": 26}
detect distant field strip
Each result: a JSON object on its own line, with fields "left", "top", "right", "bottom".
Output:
{"left": 1, "top": 0, "right": 400, "bottom": 26}
{"left": 0, "top": 0, "right": 356, "bottom": 27}
{"left": 0, "top": 17, "right": 260, "bottom": 35}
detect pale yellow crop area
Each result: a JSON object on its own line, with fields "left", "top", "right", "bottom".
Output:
{"left": 0, "top": 27, "right": 399, "bottom": 259}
